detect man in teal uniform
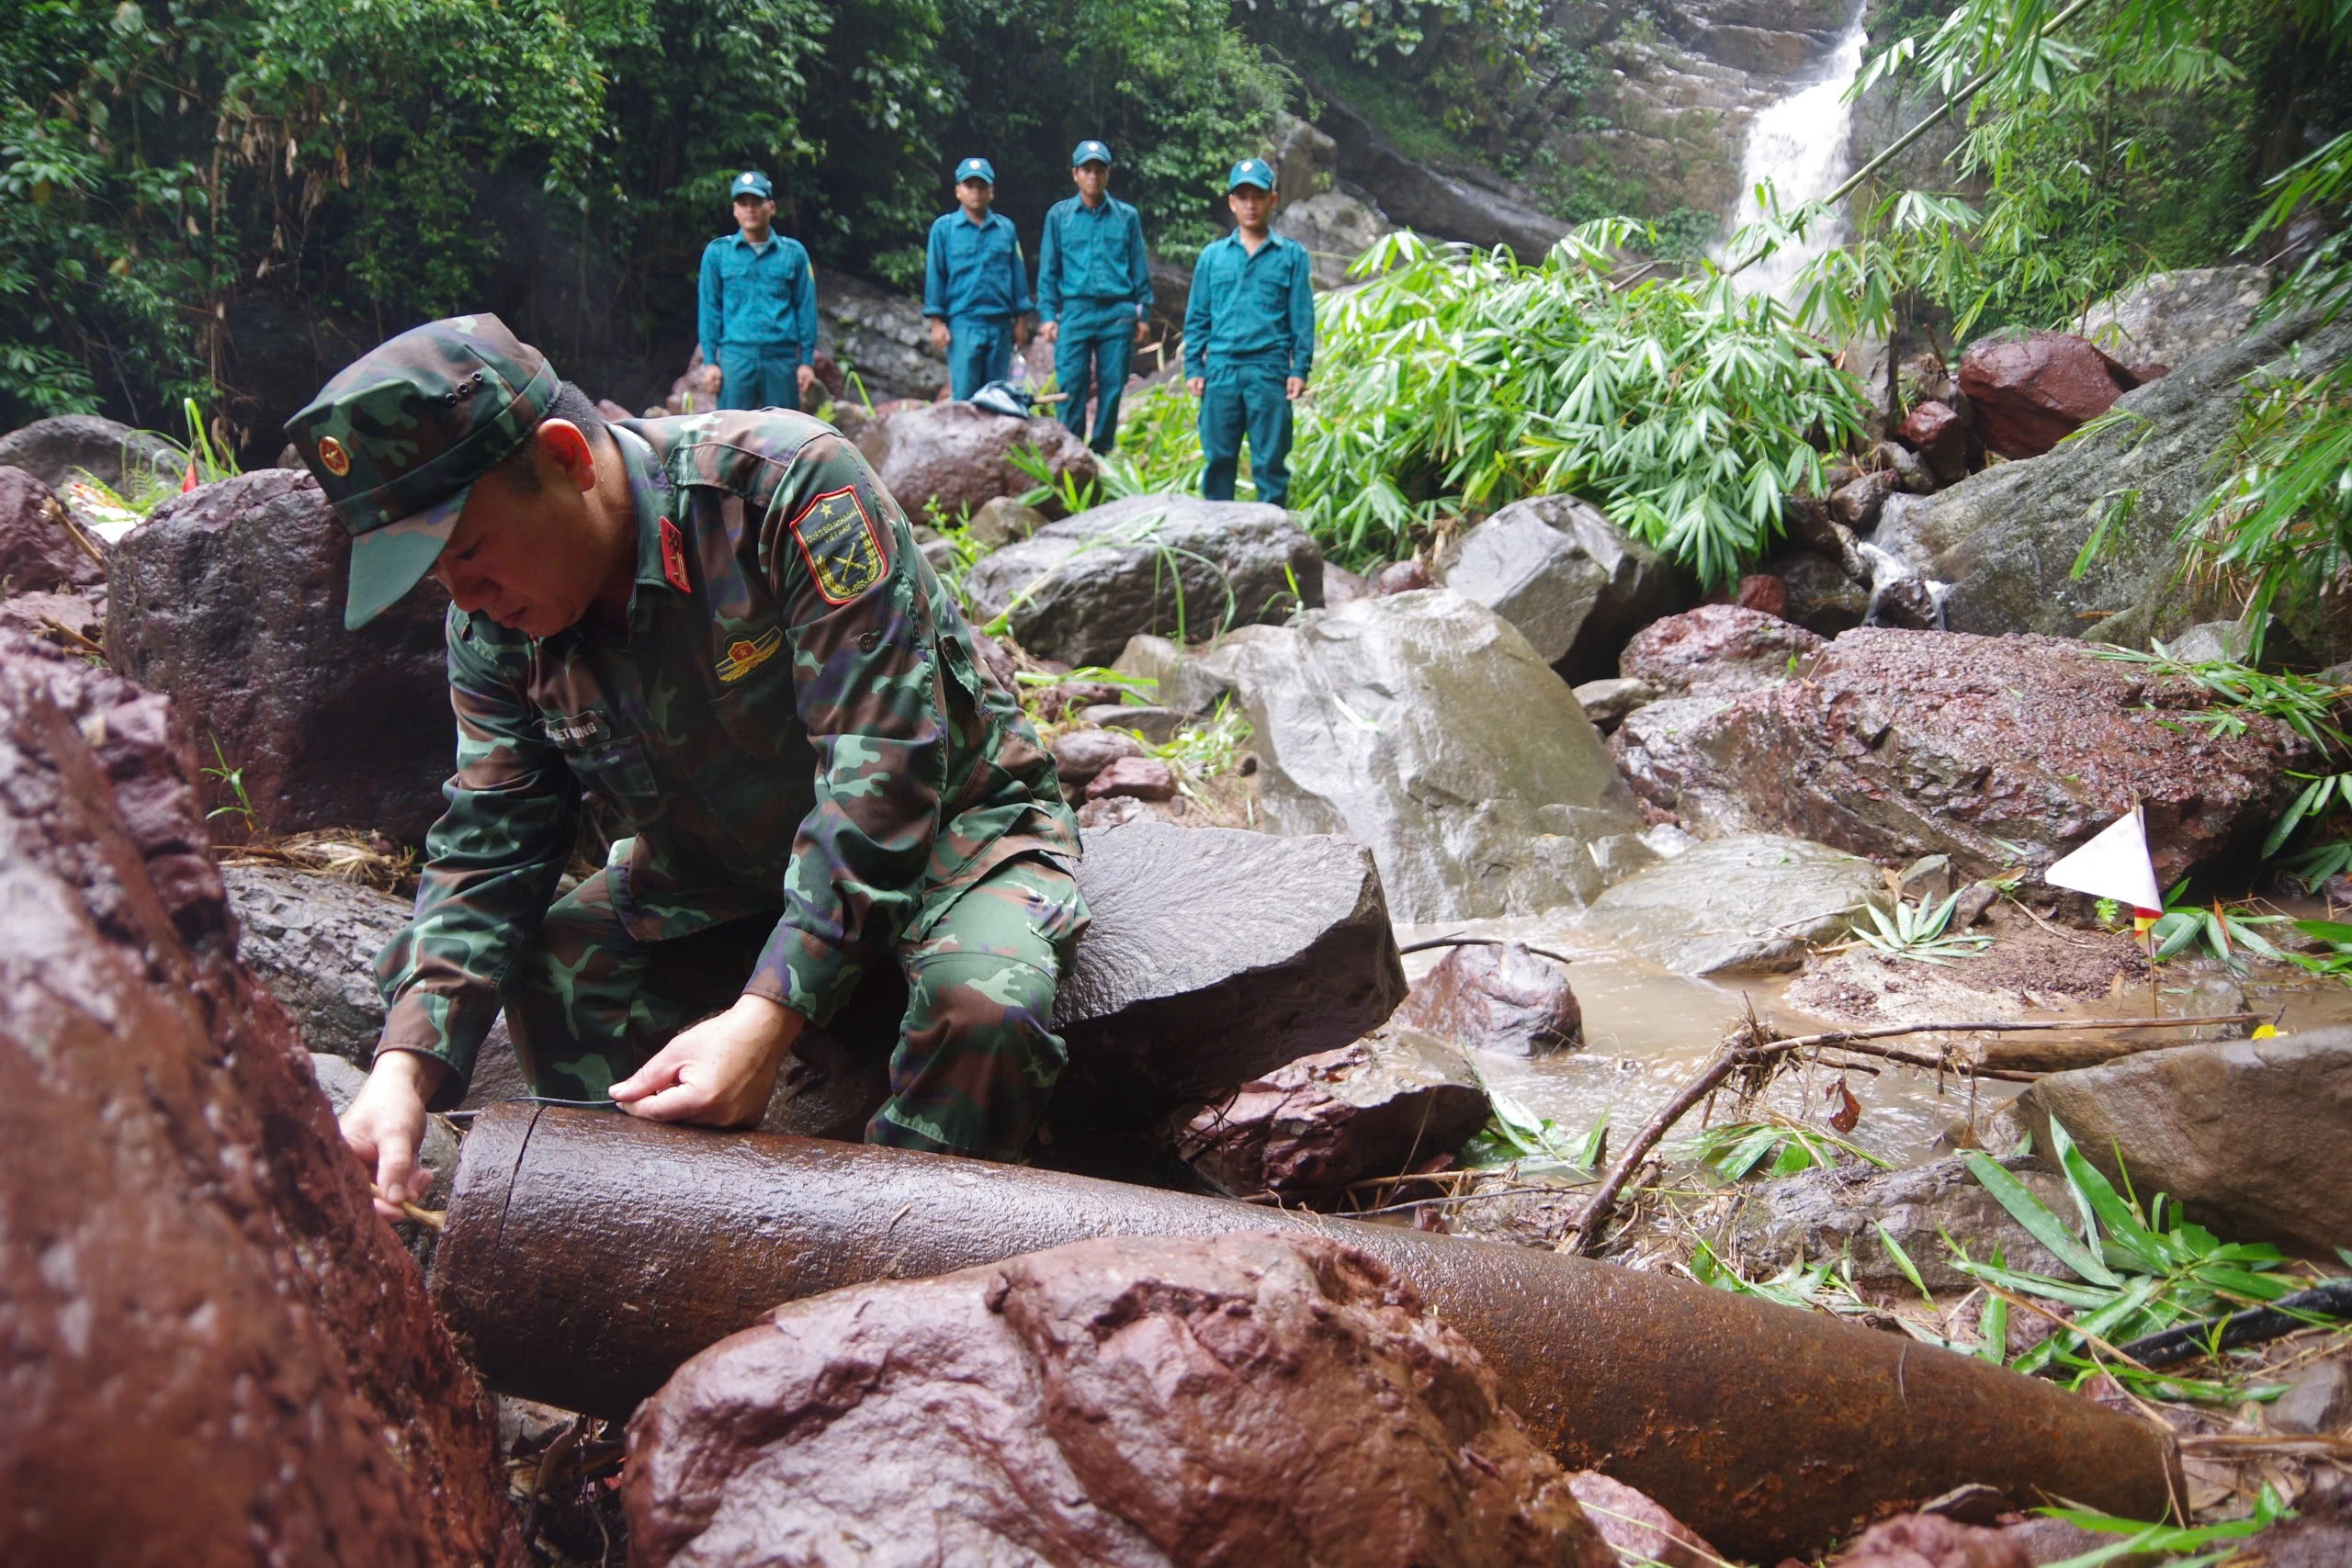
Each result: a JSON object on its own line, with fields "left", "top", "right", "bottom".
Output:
{"left": 699, "top": 170, "right": 820, "bottom": 412}
{"left": 1035, "top": 140, "right": 1152, "bottom": 453}
{"left": 288, "top": 315, "right": 1085, "bottom": 1221}
{"left": 1183, "top": 158, "right": 1317, "bottom": 507}
{"left": 923, "top": 157, "right": 1034, "bottom": 400}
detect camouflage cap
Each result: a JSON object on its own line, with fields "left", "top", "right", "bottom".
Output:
{"left": 286, "top": 313, "right": 560, "bottom": 630}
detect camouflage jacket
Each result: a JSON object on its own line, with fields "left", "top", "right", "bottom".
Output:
{"left": 375, "top": 409, "right": 1078, "bottom": 1090}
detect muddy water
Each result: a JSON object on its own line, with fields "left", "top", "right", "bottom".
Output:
{"left": 1396, "top": 903, "right": 2352, "bottom": 1171}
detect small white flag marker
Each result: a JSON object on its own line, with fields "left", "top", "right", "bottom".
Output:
{"left": 2044, "top": 804, "right": 2163, "bottom": 915}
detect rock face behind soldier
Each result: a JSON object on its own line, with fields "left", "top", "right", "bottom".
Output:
{"left": 284, "top": 314, "right": 1085, "bottom": 1223}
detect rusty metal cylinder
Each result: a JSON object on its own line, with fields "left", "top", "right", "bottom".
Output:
{"left": 435, "top": 1106, "right": 2176, "bottom": 1562}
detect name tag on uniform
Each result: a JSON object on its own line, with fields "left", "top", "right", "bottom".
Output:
{"left": 787, "top": 486, "right": 888, "bottom": 605}
{"left": 542, "top": 710, "right": 612, "bottom": 747}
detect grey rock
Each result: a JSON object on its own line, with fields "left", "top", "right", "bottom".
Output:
{"left": 964, "top": 493, "right": 1323, "bottom": 667}
{"left": 1830, "top": 468, "right": 1899, "bottom": 531}
{"left": 1394, "top": 942, "right": 1581, "bottom": 1056}
{"left": 1767, "top": 551, "right": 1872, "bottom": 637}
{"left": 1869, "top": 311, "right": 2352, "bottom": 649}
{"left": 1272, "top": 190, "right": 1394, "bottom": 288}
{"left": 0, "top": 414, "right": 181, "bottom": 491}
{"left": 1171, "top": 1024, "right": 1490, "bottom": 1200}
{"left": 1731, "top": 1153, "right": 2077, "bottom": 1293}
{"left": 1201, "top": 591, "right": 1653, "bottom": 922}
{"left": 1323, "top": 560, "right": 1374, "bottom": 605}
{"left": 815, "top": 272, "right": 949, "bottom": 402}
{"left": 1584, "top": 834, "right": 1890, "bottom": 976}
{"left": 2269, "top": 1356, "right": 2352, "bottom": 1436}
{"left": 1439, "top": 495, "right": 1689, "bottom": 682}
{"left": 2080, "top": 265, "right": 2272, "bottom": 374}
{"left": 1875, "top": 441, "right": 1936, "bottom": 495}
{"left": 1056, "top": 820, "right": 1409, "bottom": 1110}
{"left": 1898, "top": 854, "right": 1955, "bottom": 904}
{"left": 1572, "top": 676, "right": 1660, "bottom": 731}
{"left": 1318, "top": 95, "right": 1570, "bottom": 259}
{"left": 967, "top": 496, "right": 1046, "bottom": 551}
{"left": 2009, "top": 1031, "right": 2352, "bottom": 1253}
{"left": 224, "top": 865, "right": 411, "bottom": 1066}
{"left": 1080, "top": 703, "right": 1183, "bottom": 743}
{"left": 1263, "top": 110, "right": 1338, "bottom": 201}
{"left": 2164, "top": 619, "right": 2255, "bottom": 663}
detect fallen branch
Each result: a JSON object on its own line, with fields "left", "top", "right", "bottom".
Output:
{"left": 2112, "top": 1278, "right": 2352, "bottom": 1368}
{"left": 39, "top": 615, "right": 103, "bottom": 657}
{"left": 1560, "top": 1012, "right": 2263, "bottom": 1256}
{"left": 1396, "top": 933, "right": 1577, "bottom": 966}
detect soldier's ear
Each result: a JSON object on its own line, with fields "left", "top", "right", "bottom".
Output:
{"left": 537, "top": 419, "right": 596, "bottom": 494}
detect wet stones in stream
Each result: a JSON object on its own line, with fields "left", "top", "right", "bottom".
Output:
{"left": 1170, "top": 1023, "right": 1491, "bottom": 1200}
{"left": 1583, "top": 833, "right": 1890, "bottom": 976}
{"left": 1394, "top": 940, "right": 1583, "bottom": 1055}
{"left": 0, "top": 626, "right": 522, "bottom": 1565}
{"left": 1608, "top": 626, "right": 2312, "bottom": 885}
{"left": 623, "top": 1232, "right": 1619, "bottom": 1568}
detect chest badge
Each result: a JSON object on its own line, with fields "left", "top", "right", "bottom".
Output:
{"left": 716, "top": 625, "right": 784, "bottom": 683}
{"left": 658, "top": 516, "right": 693, "bottom": 594}
{"left": 786, "top": 486, "right": 888, "bottom": 605}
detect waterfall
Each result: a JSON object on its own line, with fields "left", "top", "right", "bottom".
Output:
{"left": 1720, "top": 6, "right": 1871, "bottom": 299}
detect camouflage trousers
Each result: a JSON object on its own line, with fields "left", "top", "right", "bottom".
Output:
{"left": 503, "top": 852, "right": 1088, "bottom": 1160}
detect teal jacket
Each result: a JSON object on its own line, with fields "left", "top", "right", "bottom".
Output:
{"left": 923, "top": 209, "right": 1033, "bottom": 321}
{"left": 1036, "top": 194, "right": 1152, "bottom": 331}
{"left": 1182, "top": 231, "right": 1315, "bottom": 379}
{"left": 698, "top": 231, "right": 818, "bottom": 364}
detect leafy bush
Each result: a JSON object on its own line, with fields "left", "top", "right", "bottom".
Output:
{"left": 1288, "top": 223, "right": 1869, "bottom": 581}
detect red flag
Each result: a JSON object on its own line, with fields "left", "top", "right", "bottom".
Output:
{"left": 180, "top": 458, "right": 198, "bottom": 493}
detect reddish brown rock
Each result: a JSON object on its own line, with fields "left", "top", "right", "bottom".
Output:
{"left": 810, "top": 349, "right": 849, "bottom": 400}
{"left": 1, "top": 465, "right": 104, "bottom": 594}
{"left": 0, "top": 627, "right": 521, "bottom": 1566}
{"left": 1619, "top": 604, "right": 1826, "bottom": 695}
{"left": 1958, "top": 332, "right": 2139, "bottom": 458}
{"left": 1735, "top": 571, "right": 1788, "bottom": 617}
{"left": 1172, "top": 1024, "right": 1492, "bottom": 1198}
{"left": 624, "top": 1232, "right": 1615, "bottom": 1568}
{"left": 1053, "top": 726, "right": 1146, "bottom": 788}
{"left": 1565, "top": 1471, "right": 1722, "bottom": 1568}
{"left": 1609, "top": 626, "right": 2308, "bottom": 883}
{"left": 103, "top": 469, "right": 453, "bottom": 844}
{"left": 1395, "top": 940, "right": 1582, "bottom": 1055}
{"left": 0, "top": 587, "right": 103, "bottom": 649}
{"left": 1085, "top": 754, "right": 1178, "bottom": 802}
{"left": 1376, "top": 558, "right": 1434, "bottom": 594}
{"left": 854, "top": 400, "right": 1098, "bottom": 523}
{"left": 1826, "top": 1512, "right": 2029, "bottom": 1568}
{"left": 1898, "top": 400, "right": 1969, "bottom": 482}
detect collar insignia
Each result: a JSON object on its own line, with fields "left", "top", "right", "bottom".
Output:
{"left": 658, "top": 516, "right": 692, "bottom": 594}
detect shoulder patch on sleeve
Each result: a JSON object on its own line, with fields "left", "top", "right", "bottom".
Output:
{"left": 787, "top": 486, "right": 888, "bottom": 605}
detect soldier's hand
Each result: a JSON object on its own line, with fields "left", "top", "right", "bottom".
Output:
{"left": 1286, "top": 376, "right": 1306, "bottom": 401}
{"left": 611, "top": 994, "right": 803, "bottom": 1128}
{"left": 797, "top": 363, "right": 820, "bottom": 400}
{"left": 341, "top": 1052, "right": 446, "bottom": 1221}
{"left": 1037, "top": 321, "right": 1057, "bottom": 346}
{"left": 1186, "top": 376, "right": 1205, "bottom": 397}
{"left": 1134, "top": 319, "right": 1150, "bottom": 344}
{"left": 927, "top": 318, "right": 951, "bottom": 351}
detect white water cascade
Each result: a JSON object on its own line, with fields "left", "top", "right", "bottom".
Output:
{"left": 1719, "top": 6, "right": 1871, "bottom": 299}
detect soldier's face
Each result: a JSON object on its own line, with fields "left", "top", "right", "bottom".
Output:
{"left": 1228, "top": 186, "right": 1275, "bottom": 231}
{"left": 1072, "top": 162, "right": 1108, "bottom": 201}
{"left": 957, "top": 178, "right": 992, "bottom": 217}
{"left": 733, "top": 196, "right": 775, "bottom": 237}
{"left": 433, "top": 422, "right": 616, "bottom": 640}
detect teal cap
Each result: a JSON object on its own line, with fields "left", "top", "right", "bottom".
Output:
{"left": 955, "top": 157, "right": 996, "bottom": 186}
{"left": 1071, "top": 140, "right": 1113, "bottom": 168}
{"left": 1227, "top": 158, "right": 1275, "bottom": 191}
{"left": 729, "top": 169, "right": 773, "bottom": 200}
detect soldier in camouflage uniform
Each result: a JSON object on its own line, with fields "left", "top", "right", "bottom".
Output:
{"left": 289, "top": 315, "right": 1085, "bottom": 1219}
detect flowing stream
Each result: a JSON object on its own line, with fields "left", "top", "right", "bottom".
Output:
{"left": 1720, "top": 5, "right": 1871, "bottom": 299}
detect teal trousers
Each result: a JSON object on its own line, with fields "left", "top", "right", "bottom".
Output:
{"left": 1199, "top": 358, "right": 1294, "bottom": 508}
{"left": 717, "top": 343, "right": 803, "bottom": 412}
{"left": 948, "top": 315, "right": 1014, "bottom": 400}
{"left": 1054, "top": 327, "right": 1133, "bottom": 453}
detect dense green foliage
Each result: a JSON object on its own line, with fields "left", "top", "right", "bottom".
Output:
{"left": 0, "top": 0, "right": 1283, "bottom": 434}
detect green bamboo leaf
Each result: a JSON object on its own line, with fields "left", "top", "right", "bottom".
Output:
{"left": 1963, "top": 1152, "right": 2120, "bottom": 1286}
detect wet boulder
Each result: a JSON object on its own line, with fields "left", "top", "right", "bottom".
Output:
{"left": 1565, "top": 1472, "right": 1723, "bottom": 1568}
{"left": 105, "top": 469, "right": 454, "bottom": 844}
{"left": 1831, "top": 468, "right": 1900, "bottom": 530}
{"left": 1437, "top": 494, "right": 1688, "bottom": 682}
{"left": 1585, "top": 833, "right": 1889, "bottom": 976}
{"left": 2080, "top": 265, "right": 2271, "bottom": 374}
{"left": 1957, "top": 331, "right": 2139, "bottom": 458}
{"left": 1084, "top": 755, "right": 1177, "bottom": 802}
{"left": 965, "top": 493, "right": 1323, "bottom": 667}
{"left": 1396, "top": 941, "right": 1582, "bottom": 1055}
{"left": 223, "top": 863, "right": 411, "bottom": 1066}
{"left": 1052, "top": 725, "right": 1145, "bottom": 786}
{"left": 1199, "top": 591, "right": 1654, "bottom": 922}
{"left": 1057, "top": 820, "right": 1408, "bottom": 1109}
{"left": 1571, "top": 675, "right": 1659, "bottom": 732}
{"left": 1607, "top": 626, "right": 2309, "bottom": 884}
{"left": 1172, "top": 1024, "right": 1492, "bottom": 1199}
{"left": 1, "top": 466, "right": 105, "bottom": 593}
{"left": 624, "top": 1231, "right": 1615, "bottom": 1568}
{"left": 856, "top": 400, "right": 1097, "bottom": 524}
{"left": 0, "top": 628, "right": 522, "bottom": 1566}
{"left": 1376, "top": 558, "right": 1434, "bottom": 594}
{"left": 967, "top": 494, "right": 1046, "bottom": 550}
{"left": 0, "top": 412, "right": 181, "bottom": 491}
{"left": 1273, "top": 190, "right": 1395, "bottom": 288}
{"left": 1730, "top": 1153, "right": 2077, "bottom": 1294}
{"left": 1897, "top": 400, "right": 1968, "bottom": 484}
{"left": 1620, "top": 604, "right": 1826, "bottom": 695}
{"left": 2007, "top": 1031, "right": 2352, "bottom": 1255}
